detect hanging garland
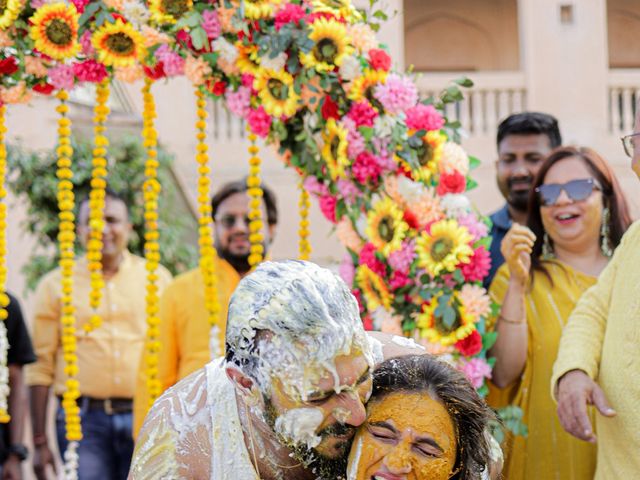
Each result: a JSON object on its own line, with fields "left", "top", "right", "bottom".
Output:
{"left": 84, "top": 79, "right": 110, "bottom": 334}
{"left": 194, "top": 89, "right": 221, "bottom": 358}
{"left": 141, "top": 78, "right": 162, "bottom": 405}
{"left": 246, "top": 128, "right": 263, "bottom": 268}
{"left": 0, "top": 105, "right": 10, "bottom": 424}
{"left": 298, "top": 180, "right": 311, "bottom": 261}
{"left": 55, "top": 89, "right": 82, "bottom": 479}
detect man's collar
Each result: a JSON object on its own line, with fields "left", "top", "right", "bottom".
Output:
{"left": 490, "top": 205, "right": 513, "bottom": 230}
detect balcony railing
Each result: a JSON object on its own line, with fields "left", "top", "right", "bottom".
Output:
{"left": 608, "top": 69, "right": 639, "bottom": 136}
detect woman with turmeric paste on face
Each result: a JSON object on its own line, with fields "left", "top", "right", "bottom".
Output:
{"left": 347, "top": 355, "right": 498, "bottom": 480}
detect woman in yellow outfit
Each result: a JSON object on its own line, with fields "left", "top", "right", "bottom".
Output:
{"left": 487, "top": 146, "right": 631, "bottom": 479}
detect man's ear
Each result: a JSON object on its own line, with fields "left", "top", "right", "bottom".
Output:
{"left": 226, "top": 364, "right": 256, "bottom": 395}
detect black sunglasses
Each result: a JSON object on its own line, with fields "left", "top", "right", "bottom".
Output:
{"left": 535, "top": 178, "right": 600, "bottom": 207}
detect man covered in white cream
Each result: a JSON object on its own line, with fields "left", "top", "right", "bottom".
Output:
{"left": 130, "top": 260, "right": 412, "bottom": 479}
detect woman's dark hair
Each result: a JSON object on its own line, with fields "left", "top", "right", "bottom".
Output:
{"left": 528, "top": 146, "right": 632, "bottom": 279}
{"left": 371, "top": 355, "right": 497, "bottom": 480}
{"left": 211, "top": 178, "right": 278, "bottom": 226}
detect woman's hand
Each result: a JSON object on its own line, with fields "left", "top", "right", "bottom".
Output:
{"left": 500, "top": 224, "right": 536, "bottom": 286}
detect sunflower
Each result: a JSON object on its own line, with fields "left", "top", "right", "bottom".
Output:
{"left": 235, "top": 43, "right": 261, "bottom": 75}
{"left": 300, "top": 17, "right": 352, "bottom": 73}
{"left": 311, "top": 0, "right": 361, "bottom": 21}
{"left": 408, "top": 130, "right": 447, "bottom": 183}
{"left": 365, "top": 197, "right": 409, "bottom": 256}
{"left": 149, "top": 0, "right": 193, "bottom": 24}
{"left": 348, "top": 68, "right": 387, "bottom": 105}
{"left": 356, "top": 265, "right": 392, "bottom": 312}
{"left": 254, "top": 68, "right": 299, "bottom": 118}
{"left": 321, "top": 118, "right": 349, "bottom": 180}
{"left": 92, "top": 19, "right": 145, "bottom": 68}
{"left": 417, "top": 292, "right": 476, "bottom": 346}
{"left": 415, "top": 219, "right": 473, "bottom": 277}
{"left": 29, "top": 3, "right": 80, "bottom": 61}
{"left": 0, "top": 0, "right": 20, "bottom": 30}
{"left": 244, "top": 0, "right": 282, "bottom": 20}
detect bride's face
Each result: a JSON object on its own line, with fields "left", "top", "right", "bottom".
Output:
{"left": 347, "top": 391, "right": 457, "bottom": 480}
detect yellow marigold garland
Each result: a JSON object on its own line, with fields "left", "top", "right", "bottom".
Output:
{"left": 141, "top": 79, "right": 162, "bottom": 405}
{"left": 0, "top": 105, "right": 10, "bottom": 424}
{"left": 246, "top": 127, "right": 264, "bottom": 267}
{"left": 298, "top": 180, "right": 311, "bottom": 260}
{"left": 194, "top": 89, "right": 221, "bottom": 357}
{"left": 85, "top": 79, "right": 110, "bottom": 334}
{"left": 55, "top": 90, "right": 82, "bottom": 476}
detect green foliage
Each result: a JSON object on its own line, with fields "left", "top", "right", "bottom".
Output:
{"left": 7, "top": 135, "right": 198, "bottom": 292}
{"left": 491, "top": 405, "right": 529, "bottom": 444}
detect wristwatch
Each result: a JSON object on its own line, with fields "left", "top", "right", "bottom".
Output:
{"left": 7, "top": 444, "right": 28, "bottom": 461}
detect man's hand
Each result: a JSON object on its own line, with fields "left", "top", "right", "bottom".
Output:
{"left": 2, "top": 455, "right": 22, "bottom": 480}
{"left": 32, "top": 443, "right": 56, "bottom": 480}
{"left": 556, "top": 370, "right": 616, "bottom": 443}
{"left": 500, "top": 224, "right": 535, "bottom": 286}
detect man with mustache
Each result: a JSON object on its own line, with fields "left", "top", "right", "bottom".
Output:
{"left": 485, "top": 112, "right": 562, "bottom": 288}
{"left": 129, "top": 261, "right": 426, "bottom": 480}
{"left": 132, "top": 179, "right": 278, "bottom": 436}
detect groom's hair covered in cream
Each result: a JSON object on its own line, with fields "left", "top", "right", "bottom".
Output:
{"left": 225, "top": 260, "right": 371, "bottom": 398}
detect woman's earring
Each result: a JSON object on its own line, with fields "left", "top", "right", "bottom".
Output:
{"left": 601, "top": 206, "right": 613, "bottom": 257}
{"left": 542, "top": 233, "right": 554, "bottom": 259}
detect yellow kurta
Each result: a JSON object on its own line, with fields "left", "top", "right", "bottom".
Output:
{"left": 133, "top": 258, "right": 240, "bottom": 437}
{"left": 552, "top": 221, "right": 640, "bottom": 479}
{"left": 488, "top": 261, "right": 597, "bottom": 479}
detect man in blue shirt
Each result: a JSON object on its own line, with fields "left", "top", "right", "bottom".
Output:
{"left": 484, "top": 112, "right": 562, "bottom": 289}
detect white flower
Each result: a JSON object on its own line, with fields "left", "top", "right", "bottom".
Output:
{"left": 355, "top": 214, "right": 368, "bottom": 238}
{"left": 373, "top": 114, "right": 396, "bottom": 137}
{"left": 440, "top": 194, "right": 471, "bottom": 217}
{"left": 260, "top": 52, "right": 287, "bottom": 72}
{"left": 396, "top": 175, "right": 427, "bottom": 203}
{"left": 339, "top": 55, "right": 362, "bottom": 81}
{"left": 440, "top": 142, "right": 470, "bottom": 175}
{"left": 121, "top": 0, "right": 149, "bottom": 27}
{"left": 303, "top": 111, "right": 318, "bottom": 133}
{"left": 212, "top": 37, "right": 238, "bottom": 63}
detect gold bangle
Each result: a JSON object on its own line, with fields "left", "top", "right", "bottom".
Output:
{"left": 499, "top": 314, "right": 526, "bottom": 325}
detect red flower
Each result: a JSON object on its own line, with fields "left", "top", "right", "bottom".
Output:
{"left": 0, "top": 57, "right": 18, "bottom": 75}
{"left": 111, "top": 12, "right": 127, "bottom": 22}
{"left": 455, "top": 330, "right": 482, "bottom": 356}
{"left": 369, "top": 49, "right": 391, "bottom": 72}
{"left": 319, "top": 195, "right": 337, "bottom": 223}
{"left": 362, "top": 314, "right": 374, "bottom": 330}
{"left": 143, "top": 62, "right": 166, "bottom": 80}
{"left": 176, "top": 30, "right": 194, "bottom": 50}
{"left": 321, "top": 95, "right": 340, "bottom": 120}
{"left": 352, "top": 289, "right": 366, "bottom": 314}
{"left": 436, "top": 171, "right": 466, "bottom": 195}
{"left": 306, "top": 11, "right": 345, "bottom": 23}
{"left": 352, "top": 151, "right": 382, "bottom": 184}
{"left": 389, "top": 270, "right": 410, "bottom": 289}
{"left": 359, "top": 243, "right": 386, "bottom": 277}
{"left": 73, "top": 60, "right": 107, "bottom": 83}
{"left": 460, "top": 246, "right": 491, "bottom": 283}
{"left": 347, "top": 101, "right": 377, "bottom": 127}
{"left": 403, "top": 209, "right": 419, "bottom": 230}
{"left": 33, "top": 83, "right": 55, "bottom": 95}
{"left": 275, "top": 3, "right": 305, "bottom": 30}
{"left": 207, "top": 79, "right": 227, "bottom": 96}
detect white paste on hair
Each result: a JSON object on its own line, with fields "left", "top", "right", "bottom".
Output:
{"left": 390, "top": 335, "right": 425, "bottom": 350}
{"left": 274, "top": 407, "right": 324, "bottom": 449}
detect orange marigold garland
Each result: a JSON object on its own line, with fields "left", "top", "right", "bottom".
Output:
{"left": 194, "top": 89, "right": 221, "bottom": 357}
{"left": 141, "top": 78, "right": 162, "bottom": 405}
{"left": 56, "top": 90, "right": 82, "bottom": 477}
{"left": 0, "top": 105, "right": 10, "bottom": 424}
{"left": 246, "top": 128, "right": 264, "bottom": 267}
{"left": 298, "top": 180, "right": 311, "bottom": 260}
{"left": 84, "top": 79, "right": 110, "bottom": 334}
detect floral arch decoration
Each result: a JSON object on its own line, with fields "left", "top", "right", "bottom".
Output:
{"left": 0, "top": 0, "right": 498, "bottom": 475}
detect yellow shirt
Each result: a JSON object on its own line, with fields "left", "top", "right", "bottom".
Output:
{"left": 132, "top": 258, "right": 240, "bottom": 437}
{"left": 552, "top": 221, "right": 640, "bottom": 479}
{"left": 25, "top": 251, "right": 172, "bottom": 399}
{"left": 488, "top": 261, "right": 597, "bottom": 480}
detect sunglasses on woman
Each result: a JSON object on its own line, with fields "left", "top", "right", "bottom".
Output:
{"left": 535, "top": 178, "right": 601, "bottom": 207}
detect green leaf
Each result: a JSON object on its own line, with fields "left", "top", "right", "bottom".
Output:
{"left": 482, "top": 331, "right": 498, "bottom": 350}
{"left": 359, "top": 126, "right": 374, "bottom": 142}
{"left": 454, "top": 76, "right": 474, "bottom": 88}
{"left": 190, "top": 27, "right": 208, "bottom": 51}
{"left": 78, "top": 2, "right": 101, "bottom": 26}
{"left": 469, "top": 155, "right": 481, "bottom": 170}
{"left": 373, "top": 9, "right": 388, "bottom": 20}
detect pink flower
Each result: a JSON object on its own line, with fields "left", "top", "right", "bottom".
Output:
{"left": 225, "top": 86, "right": 251, "bottom": 118}
{"left": 155, "top": 44, "right": 185, "bottom": 77}
{"left": 30, "top": 0, "right": 46, "bottom": 7}
{"left": 201, "top": 10, "right": 222, "bottom": 39}
{"left": 247, "top": 106, "right": 272, "bottom": 138}
{"left": 389, "top": 270, "right": 411, "bottom": 289}
{"left": 405, "top": 104, "right": 445, "bottom": 132}
{"left": 303, "top": 176, "right": 329, "bottom": 196}
{"left": 241, "top": 73, "right": 255, "bottom": 90}
{"left": 352, "top": 151, "right": 382, "bottom": 184}
{"left": 369, "top": 49, "right": 391, "bottom": 72}
{"left": 459, "top": 357, "right": 492, "bottom": 389}
{"left": 72, "top": 60, "right": 107, "bottom": 83}
{"left": 339, "top": 254, "right": 355, "bottom": 286}
{"left": 359, "top": 243, "right": 386, "bottom": 277}
{"left": 343, "top": 118, "right": 366, "bottom": 159}
{"left": 70, "top": 0, "right": 89, "bottom": 12}
{"left": 275, "top": 3, "right": 306, "bottom": 30}
{"left": 388, "top": 240, "right": 415, "bottom": 273}
{"left": 460, "top": 246, "right": 491, "bottom": 283}
{"left": 458, "top": 213, "right": 489, "bottom": 243}
{"left": 336, "top": 179, "right": 359, "bottom": 205}
{"left": 374, "top": 74, "right": 418, "bottom": 115}
{"left": 80, "top": 30, "right": 94, "bottom": 56}
{"left": 347, "top": 101, "right": 378, "bottom": 127}
{"left": 319, "top": 195, "right": 337, "bottom": 223}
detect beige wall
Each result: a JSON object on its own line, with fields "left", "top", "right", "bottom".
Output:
{"left": 608, "top": 0, "right": 640, "bottom": 68}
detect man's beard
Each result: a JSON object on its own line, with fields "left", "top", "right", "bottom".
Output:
{"left": 507, "top": 176, "right": 534, "bottom": 212}
{"left": 216, "top": 236, "right": 251, "bottom": 274}
{"left": 263, "top": 396, "right": 352, "bottom": 480}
